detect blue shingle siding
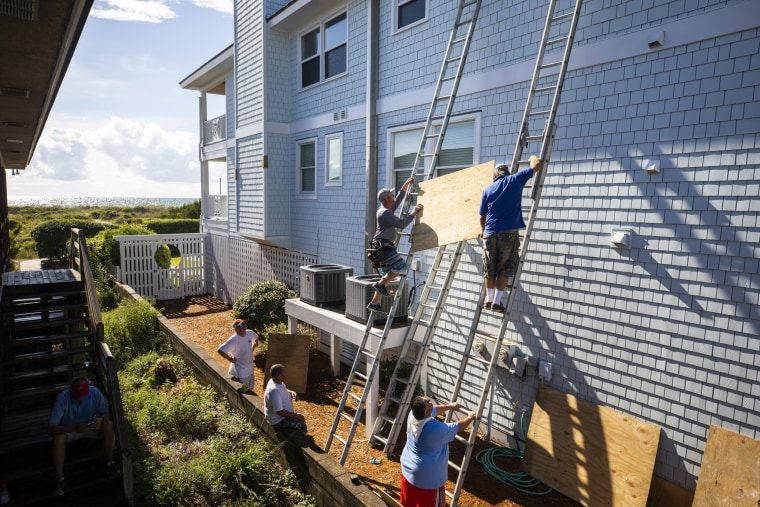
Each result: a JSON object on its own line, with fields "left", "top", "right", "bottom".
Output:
{"left": 236, "top": 0, "right": 264, "bottom": 127}
{"left": 199, "top": 0, "right": 760, "bottom": 492}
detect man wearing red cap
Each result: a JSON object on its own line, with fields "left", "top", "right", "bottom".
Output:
{"left": 48, "top": 377, "right": 117, "bottom": 497}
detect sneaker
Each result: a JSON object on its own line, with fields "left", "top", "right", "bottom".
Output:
{"left": 373, "top": 282, "right": 390, "bottom": 297}
{"left": 51, "top": 477, "right": 65, "bottom": 497}
{"left": 105, "top": 461, "right": 120, "bottom": 480}
{"left": 490, "top": 303, "right": 505, "bottom": 313}
{"left": 482, "top": 302, "right": 492, "bottom": 310}
{"left": 366, "top": 302, "right": 383, "bottom": 312}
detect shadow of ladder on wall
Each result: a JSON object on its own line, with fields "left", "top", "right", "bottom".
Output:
{"left": 368, "top": 1, "right": 585, "bottom": 506}
{"left": 323, "top": 0, "right": 484, "bottom": 467}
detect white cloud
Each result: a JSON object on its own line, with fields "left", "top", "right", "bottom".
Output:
{"left": 192, "top": 0, "right": 233, "bottom": 15}
{"left": 11, "top": 116, "right": 200, "bottom": 198}
{"left": 91, "top": 0, "right": 177, "bottom": 23}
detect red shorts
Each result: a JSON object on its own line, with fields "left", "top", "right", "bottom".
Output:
{"left": 400, "top": 475, "right": 446, "bottom": 507}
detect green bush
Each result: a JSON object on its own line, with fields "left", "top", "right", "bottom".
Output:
{"left": 93, "top": 264, "right": 121, "bottom": 311}
{"left": 143, "top": 218, "right": 200, "bottom": 235}
{"left": 257, "top": 322, "right": 319, "bottom": 358}
{"left": 154, "top": 244, "right": 171, "bottom": 269}
{"left": 89, "top": 224, "right": 154, "bottom": 268}
{"left": 103, "top": 298, "right": 166, "bottom": 364}
{"left": 30, "top": 219, "right": 106, "bottom": 260}
{"left": 233, "top": 281, "right": 297, "bottom": 331}
{"left": 165, "top": 200, "right": 201, "bottom": 219}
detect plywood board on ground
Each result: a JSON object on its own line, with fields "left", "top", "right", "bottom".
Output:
{"left": 692, "top": 425, "right": 760, "bottom": 506}
{"left": 263, "top": 334, "right": 311, "bottom": 393}
{"left": 521, "top": 385, "right": 660, "bottom": 507}
{"left": 412, "top": 160, "right": 494, "bottom": 253}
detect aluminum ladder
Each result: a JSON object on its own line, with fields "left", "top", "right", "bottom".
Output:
{"left": 323, "top": 0, "right": 483, "bottom": 466}
{"left": 371, "top": 1, "right": 584, "bottom": 505}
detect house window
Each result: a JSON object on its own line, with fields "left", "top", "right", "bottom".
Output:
{"left": 391, "top": 119, "right": 475, "bottom": 190}
{"left": 396, "top": 0, "right": 426, "bottom": 30}
{"left": 297, "top": 139, "right": 317, "bottom": 197}
{"left": 325, "top": 133, "right": 343, "bottom": 186}
{"left": 301, "top": 12, "right": 347, "bottom": 88}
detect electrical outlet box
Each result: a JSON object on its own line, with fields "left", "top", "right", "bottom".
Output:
{"left": 511, "top": 356, "right": 527, "bottom": 379}
{"left": 538, "top": 361, "right": 553, "bottom": 381}
{"left": 411, "top": 259, "right": 421, "bottom": 271}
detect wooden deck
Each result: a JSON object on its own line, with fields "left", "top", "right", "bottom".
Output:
{"left": 2, "top": 269, "right": 80, "bottom": 287}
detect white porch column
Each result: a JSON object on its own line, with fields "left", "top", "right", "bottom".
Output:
{"left": 330, "top": 334, "right": 341, "bottom": 376}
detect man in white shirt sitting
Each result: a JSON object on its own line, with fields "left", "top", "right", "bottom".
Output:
{"left": 264, "top": 364, "right": 307, "bottom": 433}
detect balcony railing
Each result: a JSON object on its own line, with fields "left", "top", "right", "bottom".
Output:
{"left": 204, "top": 194, "right": 228, "bottom": 219}
{"left": 203, "top": 114, "right": 226, "bottom": 145}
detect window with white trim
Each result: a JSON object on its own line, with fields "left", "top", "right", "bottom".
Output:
{"left": 325, "top": 133, "right": 343, "bottom": 186}
{"left": 301, "top": 12, "right": 347, "bottom": 89}
{"left": 297, "top": 139, "right": 317, "bottom": 197}
{"left": 390, "top": 119, "right": 475, "bottom": 190}
{"left": 395, "top": 0, "right": 426, "bottom": 31}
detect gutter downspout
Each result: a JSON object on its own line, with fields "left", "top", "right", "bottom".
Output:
{"left": 364, "top": 0, "right": 379, "bottom": 274}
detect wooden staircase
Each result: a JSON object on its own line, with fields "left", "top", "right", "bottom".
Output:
{"left": 0, "top": 230, "right": 131, "bottom": 506}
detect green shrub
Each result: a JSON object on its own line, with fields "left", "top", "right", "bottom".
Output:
{"left": 257, "top": 322, "right": 319, "bottom": 358}
{"left": 89, "top": 224, "right": 154, "bottom": 268}
{"left": 30, "top": 219, "right": 106, "bottom": 260}
{"left": 143, "top": 218, "right": 199, "bottom": 235}
{"left": 165, "top": 200, "right": 201, "bottom": 219}
{"left": 94, "top": 264, "right": 121, "bottom": 311}
{"left": 103, "top": 299, "right": 166, "bottom": 364}
{"left": 154, "top": 244, "right": 171, "bottom": 269}
{"left": 233, "top": 281, "right": 297, "bottom": 331}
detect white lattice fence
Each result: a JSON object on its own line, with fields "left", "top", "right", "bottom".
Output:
{"left": 116, "top": 233, "right": 206, "bottom": 300}
{"left": 204, "top": 233, "right": 318, "bottom": 305}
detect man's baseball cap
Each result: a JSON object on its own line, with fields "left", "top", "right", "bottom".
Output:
{"left": 71, "top": 382, "right": 89, "bottom": 397}
{"left": 377, "top": 188, "right": 394, "bottom": 201}
{"left": 233, "top": 318, "right": 246, "bottom": 328}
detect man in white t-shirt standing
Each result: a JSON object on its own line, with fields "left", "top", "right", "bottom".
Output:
{"left": 264, "top": 364, "right": 308, "bottom": 433}
{"left": 217, "top": 318, "right": 258, "bottom": 392}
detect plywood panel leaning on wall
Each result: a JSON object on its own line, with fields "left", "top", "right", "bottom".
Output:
{"left": 412, "top": 160, "right": 495, "bottom": 253}
{"left": 522, "top": 385, "right": 660, "bottom": 507}
{"left": 692, "top": 425, "right": 760, "bottom": 507}
{"left": 264, "top": 334, "right": 311, "bottom": 393}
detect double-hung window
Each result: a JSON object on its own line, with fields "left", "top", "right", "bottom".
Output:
{"left": 301, "top": 12, "right": 347, "bottom": 89}
{"left": 391, "top": 119, "right": 476, "bottom": 190}
{"left": 395, "top": 0, "right": 426, "bottom": 31}
{"left": 325, "top": 133, "right": 343, "bottom": 186}
{"left": 297, "top": 139, "right": 317, "bottom": 197}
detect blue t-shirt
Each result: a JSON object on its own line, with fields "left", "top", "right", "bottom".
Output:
{"left": 400, "top": 413, "right": 460, "bottom": 490}
{"left": 479, "top": 168, "right": 534, "bottom": 235}
{"left": 49, "top": 386, "right": 109, "bottom": 427}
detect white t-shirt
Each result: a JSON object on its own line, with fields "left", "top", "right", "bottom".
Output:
{"left": 264, "top": 377, "right": 294, "bottom": 425}
{"left": 218, "top": 329, "right": 258, "bottom": 379}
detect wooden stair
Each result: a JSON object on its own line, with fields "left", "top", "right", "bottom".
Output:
{"left": 0, "top": 270, "right": 125, "bottom": 506}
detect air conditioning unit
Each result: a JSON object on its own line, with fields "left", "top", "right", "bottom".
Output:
{"left": 300, "top": 264, "right": 353, "bottom": 307}
{"left": 345, "top": 274, "right": 408, "bottom": 325}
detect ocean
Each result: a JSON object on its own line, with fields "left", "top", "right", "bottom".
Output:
{"left": 8, "top": 196, "right": 199, "bottom": 208}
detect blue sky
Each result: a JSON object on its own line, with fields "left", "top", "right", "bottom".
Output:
{"left": 7, "top": 0, "right": 233, "bottom": 198}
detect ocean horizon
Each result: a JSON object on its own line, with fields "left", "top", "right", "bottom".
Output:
{"left": 9, "top": 196, "right": 199, "bottom": 208}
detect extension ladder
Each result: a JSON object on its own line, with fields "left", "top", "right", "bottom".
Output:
{"left": 370, "top": 1, "right": 584, "bottom": 505}
{"left": 323, "top": 0, "right": 483, "bottom": 466}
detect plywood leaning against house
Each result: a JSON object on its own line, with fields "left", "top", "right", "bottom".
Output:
{"left": 692, "top": 425, "right": 760, "bottom": 507}
{"left": 412, "top": 160, "right": 495, "bottom": 253}
{"left": 263, "top": 334, "right": 311, "bottom": 393}
{"left": 521, "top": 385, "right": 660, "bottom": 507}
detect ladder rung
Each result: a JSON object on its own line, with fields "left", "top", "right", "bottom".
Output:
{"left": 354, "top": 371, "right": 368, "bottom": 382}
{"left": 466, "top": 353, "right": 490, "bottom": 366}
{"left": 474, "top": 331, "right": 498, "bottom": 343}
{"left": 528, "top": 109, "right": 551, "bottom": 117}
{"left": 454, "top": 433, "right": 469, "bottom": 445}
{"left": 448, "top": 460, "right": 462, "bottom": 473}
{"left": 333, "top": 434, "right": 347, "bottom": 445}
{"left": 348, "top": 392, "right": 362, "bottom": 403}
{"left": 546, "top": 36, "right": 568, "bottom": 46}
{"left": 340, "top": 412, "right": 354, "bottom": 423}
{"left": 534, "top": 85, "right": 555, "bottom": 93}
{"left": 452, "top": 35, "right": 469, "bottom": 44}
{"left": 541, "top": 60, "right": 563, "bottom": 69}
{"left": 419, "top": 302, "right": 438, "bottom": 310}
{"left": 552, "top": 11, "right": 574, "bottom": 22}
{"left": 373, "top": 434, "right": 388, "bottom": 444}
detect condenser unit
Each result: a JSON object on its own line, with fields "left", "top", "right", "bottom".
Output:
{"left": 299, "top": 264, "right": 353, "bottom": 307}
{"left": 345, "top": 274, "right": 408, "bottom": 325}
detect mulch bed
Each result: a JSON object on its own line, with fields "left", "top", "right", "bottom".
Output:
{"left": 160, "top": 295, "right": 579, "bottom": 507}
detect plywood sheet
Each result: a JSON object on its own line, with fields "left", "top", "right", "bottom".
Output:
{"left": 263, "top": 334, "right": 311, "bottom": 393}
{"left": 692, "top": 425, "right": 760, "bottom": 506}
{"left": 412, "top": 160, "right": 494, "bottom": 253}
{"left": 522, "top": 385, "right": 660, "bottom": 507}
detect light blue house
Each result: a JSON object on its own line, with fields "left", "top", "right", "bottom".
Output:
{"left": 181, "top": 0, "right": 760, "bottom": 499}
